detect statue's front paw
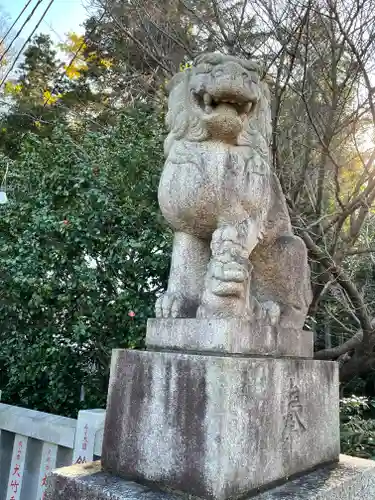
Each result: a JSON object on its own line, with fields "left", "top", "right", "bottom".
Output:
{"left": 254, "top": 300, "right": 280, "bottom": 326}
{"left": 209, "top": 260, "right": 248, "bottom": 296}
{"left": 155, "top": 292, "right": 196, "bottom": 318}
{"left": 211, "top": 260, "right": 248, "bottom": 283}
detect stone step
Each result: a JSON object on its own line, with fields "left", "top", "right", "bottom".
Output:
{"left": 46, "top": 456, "right": 375, "bottom": 500}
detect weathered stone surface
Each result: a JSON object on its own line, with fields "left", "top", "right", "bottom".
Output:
{"left": 45, "top": 461, "right": 178, "bottom": 500}
{"left": 101, "top": 349, "right": 339, "bottom": 500}
{"left": 257, "top": 455, "right": 375, "bottom": 499}
{"left": 146, "top": 318, "right": 313, "bottom": 358}
{"left": 46, "top": 455, "right": 375, "bottom": 500}
{"left": 155, "top": 52, "right": 312, "bottom": 327}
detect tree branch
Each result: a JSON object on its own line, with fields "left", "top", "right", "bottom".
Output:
{"left": 301, "top": 230, "right": 374, "bottom": 343}
{"left": 315, "top": 330, "right": 363, "bottom": 360}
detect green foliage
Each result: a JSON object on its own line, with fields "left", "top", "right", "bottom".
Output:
{"left": 340, "top": 396, "right": 375, "bottom": 459}
{"left": 0, "top": 35, "right": 63, "bottom": 157}
{"left": 0, "top": 32, "right": 115, "bottom": 159}
{"left": 0, "top": 107, "right": 171, "bottom": 416}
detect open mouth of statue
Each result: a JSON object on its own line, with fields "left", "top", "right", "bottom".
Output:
{"left": 193, "top": 91, "right": 257, "bottom": 118}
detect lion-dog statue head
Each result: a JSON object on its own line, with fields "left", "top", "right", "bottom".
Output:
{"left": 164, "top": 52, "right": 272, "bottom": 157}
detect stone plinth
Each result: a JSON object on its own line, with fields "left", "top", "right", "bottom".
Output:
{"left": 146, "top": 318, "right": 313, "bottom": 358}
{"left": 46, "top": 455, "right": 375, "bottom": 500}
{"left": 100, "top": 347, "right": 339, "bottom": 500}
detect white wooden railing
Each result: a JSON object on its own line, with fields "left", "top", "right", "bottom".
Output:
{"left": 0, "top": 403, "right": 105, "bottom": 500}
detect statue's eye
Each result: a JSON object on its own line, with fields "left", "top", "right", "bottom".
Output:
{"left": 213, "top": 67, "right": 224, "bottom": 77}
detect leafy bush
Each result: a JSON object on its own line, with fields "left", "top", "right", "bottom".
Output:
{"left": 0, "top": 107, "right": 171, "bottom": 416}
{"left": 340, "top": 396, "right": 375, "bottom": 459}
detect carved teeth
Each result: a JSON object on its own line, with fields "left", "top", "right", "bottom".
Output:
{"left": 216, "top": 99, "right": 238, "bottom": 104}
{"left": 203, "top": 93, "right": 212, "bottom": 106}
{"left": 244, "top": 102, "right": 253, "bottom": 113}
{"left": 202, "top": 94, "right": 253, "bottom": 114}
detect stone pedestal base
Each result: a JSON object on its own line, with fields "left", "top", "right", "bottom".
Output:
{"left": 46, "top": 456, "right": 375, "bottom": 500}
{"left": 146, "top": 318, "right": 313, "bottom": 357}
{"left": 101, "top": 349, "right": 339, "bottom": 500}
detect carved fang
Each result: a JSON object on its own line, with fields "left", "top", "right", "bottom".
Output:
{"left": 203, "top": 93, "right": 212, "bottom": 106}
{"left": 244, "top": 102, "right": 252, "bottom": 114}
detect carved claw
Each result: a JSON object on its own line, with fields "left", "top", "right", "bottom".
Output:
{"left": 254, "top": 299, "right": 281, "bottom": 326}
{"left": 155, "top": 292, "right": 197, "bottom": 318}
{"left": 196, "top": 305, "right": 209, "bottom": 319}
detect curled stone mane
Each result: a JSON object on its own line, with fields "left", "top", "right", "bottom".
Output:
{"left": 164, "top": 70, "right": 209, "bottom": 154}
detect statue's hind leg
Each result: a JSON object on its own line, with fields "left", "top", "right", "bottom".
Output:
{"left": 251, "top": 235, "right": 312, "bottom": 329}
{"left": 197, "top": 220, "right": 260, "bottom": 318}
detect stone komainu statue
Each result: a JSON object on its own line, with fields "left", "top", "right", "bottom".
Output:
{"left": 156, "top": 53, "right": 312, "bottom": 329}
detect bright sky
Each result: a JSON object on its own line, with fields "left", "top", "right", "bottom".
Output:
{"left": 2, "top": 0, "right": 88, "bottom": 43}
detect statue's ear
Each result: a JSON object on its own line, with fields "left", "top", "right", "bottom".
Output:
{"left": 165, "top": 71, "right": 187, "bottom": 94}
{"left": 242, "top": 59, "right": 261, "bottom": 73}
{"left": 194, "top": 52, "right": 222, "bottom": 66}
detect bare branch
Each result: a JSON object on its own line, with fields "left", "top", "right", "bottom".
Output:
{"left": 302, "top": 230, "right": 374, "bottom": 340}
{"left": 315, "top": 330, "right": 363, "bottom": 360}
